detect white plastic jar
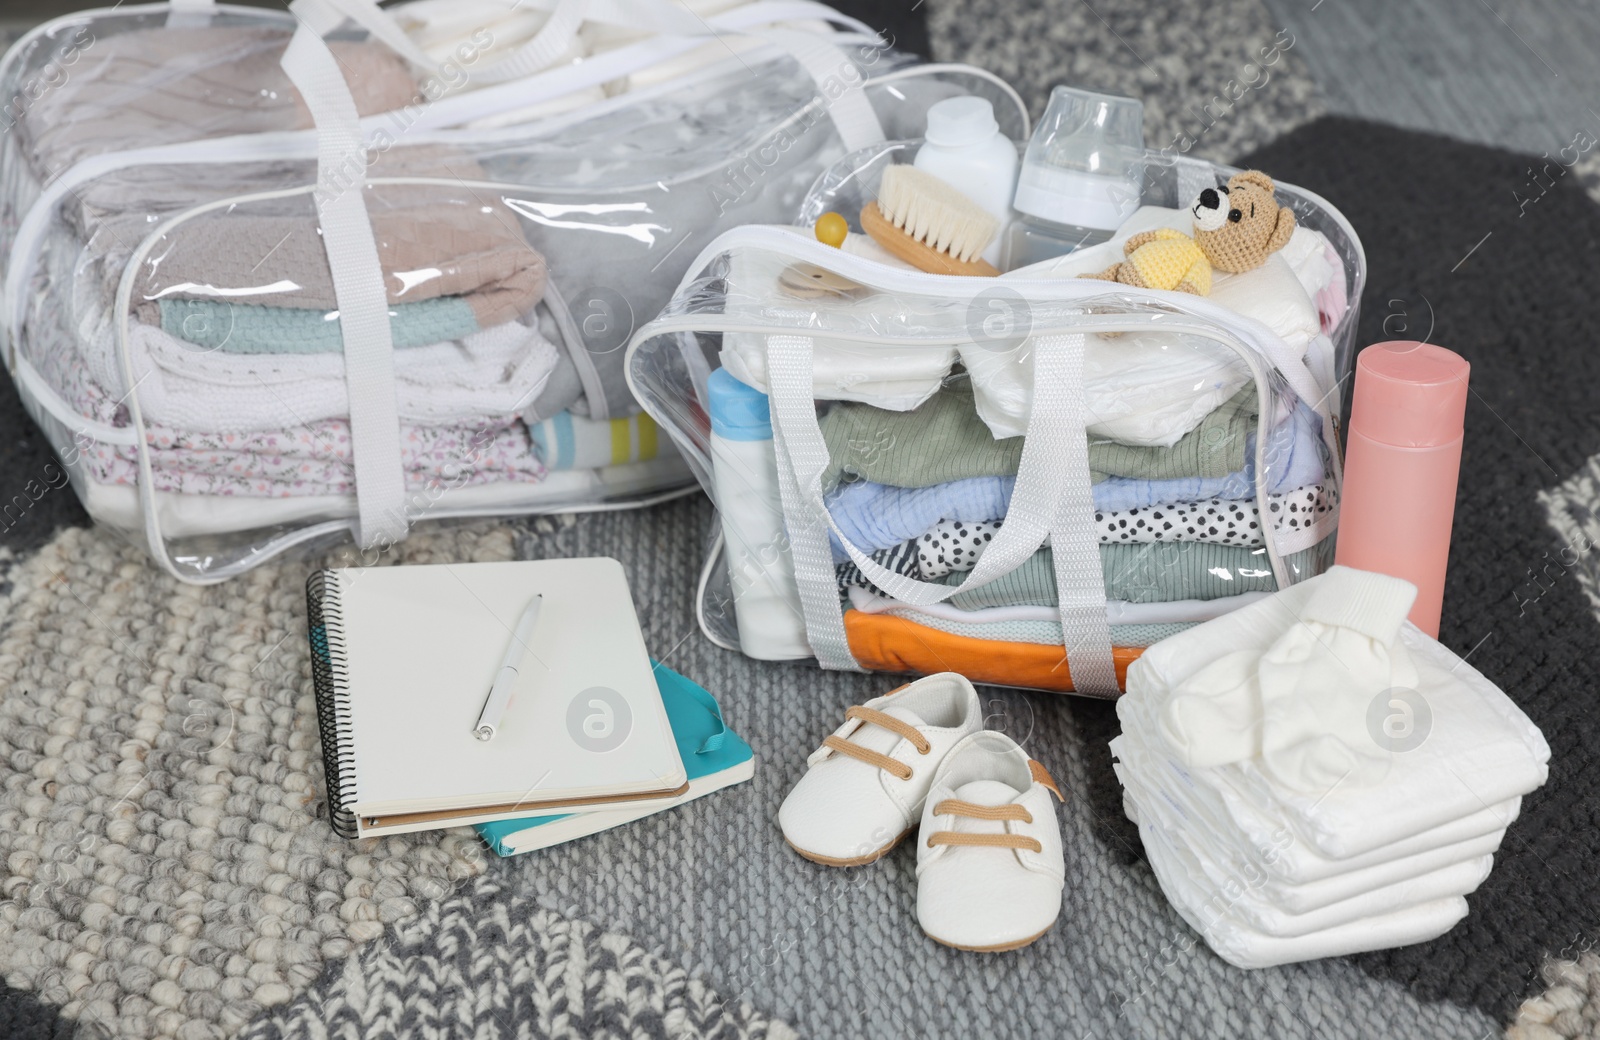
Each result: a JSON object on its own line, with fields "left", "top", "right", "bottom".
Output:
{"left": 913, "top": 96, "right": 1018, "bottom": 267}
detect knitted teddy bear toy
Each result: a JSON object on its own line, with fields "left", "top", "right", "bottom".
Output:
{"left": 1081, "top": 170, "right": 1297, "bottom": 295}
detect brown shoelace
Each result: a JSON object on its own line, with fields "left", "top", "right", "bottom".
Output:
{"left": 925, "top": 799, "right": 1042, "bottom": 853}
{"left": 821, "top": 706, "right": 931, "bottom": 781}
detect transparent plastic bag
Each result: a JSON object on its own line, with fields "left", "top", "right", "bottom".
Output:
{"left": 626, "top": 148, "right": 1364, "bottom": 695}
{"left": 0, "top": 0, "right": 1024, "bottom": 582}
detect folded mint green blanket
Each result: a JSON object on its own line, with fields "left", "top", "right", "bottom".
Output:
{"left": 160, "top": 295, "right": 480, "bottom": 354}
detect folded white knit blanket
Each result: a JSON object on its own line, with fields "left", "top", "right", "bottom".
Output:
{"left": 79, "top": 305, "right": 559, "bottom": 434}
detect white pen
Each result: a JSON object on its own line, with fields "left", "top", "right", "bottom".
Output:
{"left": 474, "top": 593, "right": 543, "bottom": 741}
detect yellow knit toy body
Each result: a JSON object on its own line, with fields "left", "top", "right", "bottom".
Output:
{"left": 1089, "top": 227, "right": 1213, "bottom": 295}
{"left": 1078, "top": 170, "right": 1298, "bottom": 297}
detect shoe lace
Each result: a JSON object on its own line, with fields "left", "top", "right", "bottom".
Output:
{"left": 821, "top": 706, "right": 932, "bottom": 781}
{"left": 925, "top": 800, "right": 1042, "bottom": 853}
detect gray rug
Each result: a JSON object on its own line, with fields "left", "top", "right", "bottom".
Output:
{"left": 3, "top": 0, "right": 1599, "bottom": 1037}
{"left": 0, "top": 504, "right": 1502, "bottom": 1040}
{"left": 929, "top": 0, "right": 1325, "bottom": 162}
{"left": 237, "top": 875, "right": 798, "bottom": 1040}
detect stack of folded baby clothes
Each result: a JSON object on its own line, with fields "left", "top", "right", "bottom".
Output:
{"left": 709, "top": 208, "right": 1348, "bottom": 692}
{"left": 825, "top": 349, "right": 1338, "bottom": 691}
{"left": 1112, "top": 566, "right": 1550, "bottom": 968}
{"left": 15, "top": 24, "right": 675, "bottom": 516}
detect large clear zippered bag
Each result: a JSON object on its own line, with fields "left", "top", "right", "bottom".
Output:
{"left": 0, "top": 0, "right": 1024, "bottom": 582}
{"left": 626, "top": 147, "right": 1364, "bottom": 696}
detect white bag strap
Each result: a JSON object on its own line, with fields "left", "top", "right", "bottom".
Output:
{"left": 765, "top": 332, "right": 1116, "bottom": 685}
{"left": 294, "top": 0, "right": 437, "bottom": 67}
{"left": 749, "top": 25, "right": 884, "bottom": 150}
{"left": 279, "top": 25, "right": 409, "bottom": 550}
{"left": 1038, "top": 334, "right": 1118, "bottom": 695}
{"left": 167, "top": 0, "right": 214, "bottom": 27}
{"left": 295, "top": 0, "right": 885, "bottom": 150}
{"left": 765, "top": 334, "right": 861, "bottom": 671}
{"left": 767, "top": 335, "right": 1050, "bottom": 608}
{"left": 451, "top": 0, "right": 589, "bottom": 86}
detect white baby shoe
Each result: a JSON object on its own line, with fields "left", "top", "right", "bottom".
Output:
{"left": 779, "top": 672, "right": 982, "bottom": 866}
{"left": 916, "top": 731, "right": 1065, "bottom": 952}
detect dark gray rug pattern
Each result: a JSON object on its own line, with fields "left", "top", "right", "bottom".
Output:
{"left": 1233, "top": 116, "right": 1600, "bottom": 1021}
{"left": 237, "top": 876, "right": 799, "bottom": 1040}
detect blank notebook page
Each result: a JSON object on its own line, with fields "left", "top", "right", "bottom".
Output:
{"left": 335, "top": 557, "right": 683, "bottom": 816}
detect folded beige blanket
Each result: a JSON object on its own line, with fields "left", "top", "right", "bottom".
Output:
{"left": 20, "top": 26, "right": 417, "bottom": 177}
{"left": 23, "top": 26, "right": 548, "bottom": 329}
{"left": 121, "top": 169, "right": 548, "bottom": 328}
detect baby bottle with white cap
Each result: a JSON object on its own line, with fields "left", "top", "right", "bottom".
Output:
{"left": 913, "top": 95, "right": 1019, "bottom": 268}
{"left": 1003, "top": 86, "right": 1146, "bottom": 269}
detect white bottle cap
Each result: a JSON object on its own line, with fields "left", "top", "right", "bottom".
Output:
{"left": 925, "top": 96, "right": 999, "bottom": 148}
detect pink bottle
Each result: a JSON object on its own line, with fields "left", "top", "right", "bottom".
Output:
{"left": 1334, "top": 341, "right": 1470, "bottom": 638}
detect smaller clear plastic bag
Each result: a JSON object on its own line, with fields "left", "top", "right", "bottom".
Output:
{"left": 627, "top": 147, "right": 1364, "bottom": 695}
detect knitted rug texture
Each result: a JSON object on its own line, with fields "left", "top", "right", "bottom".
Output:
{"left": 928, "top": 0, "right": 1325, "bottom": 160}
{"left": 236, "top": 877, "right": 798, "bottom": 1040}
{"left": 0, "top": 524, "right": 512, "bottom": 1040}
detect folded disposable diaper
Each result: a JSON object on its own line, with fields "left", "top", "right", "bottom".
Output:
{"left": 1009, "top": 205, "right": 1331, "bottom": 355}
{"left": 1139, "top": 818, "right": 1491, "bottom": 939}
{"left": 1115, "top": 738, "right": 1511, "bottom": 914}
{"left": 717, "top": 234, "right": 1261, "bottom": 447}
{"left": 1114, "top": 565, "right": 1550, "bottom": 968}
{"left": 719, "top": 336, "right": 957, "bottom": 412}
{"left": 1139, "top": 817, "right": 1474, "bottom": 970}
{"left": 959, "top": 329, "right": 1252, "bottom": 445}
{"left": 1115, "top": 727, "right": 1519, "bottom": 896}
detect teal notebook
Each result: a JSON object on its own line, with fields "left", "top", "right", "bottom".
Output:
{"left": 476, "top": 663, "right": 754, "bottom": 856}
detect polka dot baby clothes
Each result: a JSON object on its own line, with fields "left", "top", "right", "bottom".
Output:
{"left": 915, "top": 484, "right": 1338, "bottom": 578}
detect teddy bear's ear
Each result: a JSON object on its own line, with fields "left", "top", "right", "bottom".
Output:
{"left": 1231, "top": 170, "right": 1277, "bottom": 195}
{"left": 1267, "top": 205, "right": 1297, "bottom": 254}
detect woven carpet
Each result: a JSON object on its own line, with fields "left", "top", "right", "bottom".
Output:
{"left": 2, "top": 1, "right": 1599, "bottom": 1039}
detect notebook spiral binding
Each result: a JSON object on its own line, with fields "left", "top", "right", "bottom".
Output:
{"left": 306, "top": 571, "right": 359, "bottom": 839}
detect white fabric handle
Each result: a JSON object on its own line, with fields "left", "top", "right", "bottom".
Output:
{"left": 279, "top": 26, "right": 409, "bottom": 550}
{"left": 456, "top": 0, "right": 589, "bottom": 86}
{"left": 766, "top": 334, "right": 860, "bottom": 671}
{"left": 167, "top": 0, "right": 214, "bottom": 27}
{"left": 750, "top": 26, "right": 883, "bottom": 151}
{"left": 765, "top": 331, "right": 1116, "bottom": 685}
{"left": 296, "top": 0, "right": 885, "bottom": 150}
{"left": 1038, "top": 332, "right": 1118, "bottom": 695}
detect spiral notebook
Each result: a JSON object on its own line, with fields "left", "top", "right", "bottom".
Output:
{"left": 476, "top": 662, "right": 754, "bottom": 856}
{"left": 306, "top": 558, "right": 687, "bottom": 838}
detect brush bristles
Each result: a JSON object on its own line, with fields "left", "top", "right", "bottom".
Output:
{"left": 876, "top": 165, "right": 998, "bottom": 263}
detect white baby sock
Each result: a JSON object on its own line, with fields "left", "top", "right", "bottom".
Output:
{"left": 1254, "top": 566, "right": 1418, "bottom": 792}
{"left": 1158, "top": 566, "right": 1419, "bottom": 791}
{"left": 1158, "top": 649, "right": 1263, "bottom": 768}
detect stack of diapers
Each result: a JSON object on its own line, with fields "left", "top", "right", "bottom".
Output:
{"left": 1112, "top": 566, "right": 1550, "bottom": 968}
